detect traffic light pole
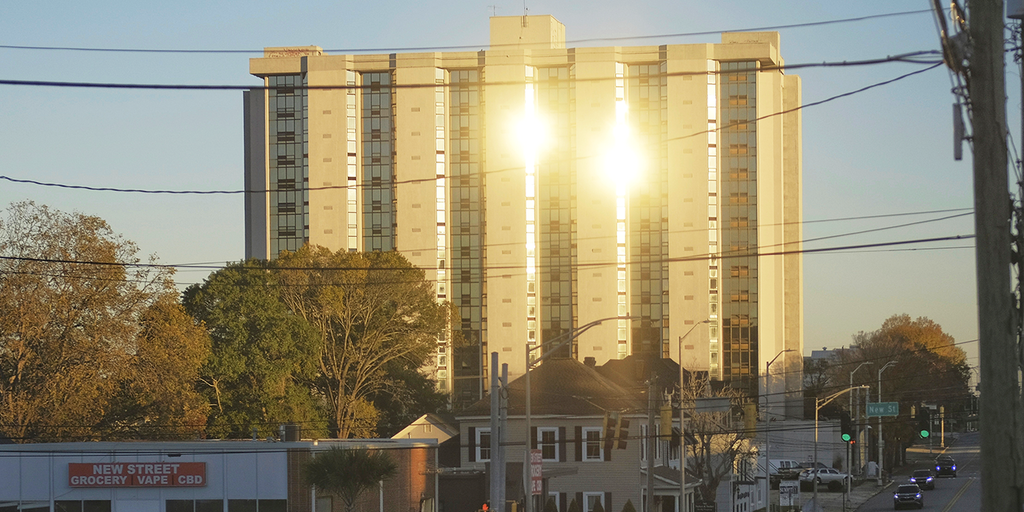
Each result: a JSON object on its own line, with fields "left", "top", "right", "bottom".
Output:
{"left": 814, "top": 386, "right": 869, "bottom": 510}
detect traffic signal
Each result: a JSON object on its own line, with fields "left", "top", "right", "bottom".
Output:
{"left": 660, "top": 404, "right": 673, "bottom": 438}
{"left": 741, "top": 403, "right": 757, "bottom": 438}
{"left": 918, "top": 407, "right": 931, "bottom": 439}
{"left": 603, "top": 412, "right": 619, "bottom": 452}
{"left": 840, "top": 410, "right": 854, "bottom": 444}
{"left": 617, "top": 418, "right": 630, "bottom": 449}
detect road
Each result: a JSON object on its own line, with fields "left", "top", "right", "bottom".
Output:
{"left": 857, "top": 431, "right": 980, "bottom": 511}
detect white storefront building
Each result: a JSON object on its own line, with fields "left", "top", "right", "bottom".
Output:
{"left": 0, "top": 439, "right": 437, "bottom": 512}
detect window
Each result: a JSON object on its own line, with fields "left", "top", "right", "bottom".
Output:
{"left": 476, "top": 427, "right": 491, "bottom": 461}
{"left": 582, "top": 427, "right": 603, "bottom": 461}
{"left": 640, "top": 424, "right": 664, "bottom": 462}
{"left": 538, "top": 427, "right": 559, "bottom": 461}
{"left": 166, "top": 501, "right": 223, "bottom": 512}
{"left": 583, "top": 492, "right": 604, "bottom": 512}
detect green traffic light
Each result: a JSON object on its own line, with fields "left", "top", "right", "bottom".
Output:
{"left": 920, "top": 430, "right": 930, "bottom": 439}
{"left": 841, "top": 433, "right": 852, "bottom": 443}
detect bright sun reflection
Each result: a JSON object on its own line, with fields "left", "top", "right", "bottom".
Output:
{"left": 604, "top": 102, "right": 644, "bottom": 191}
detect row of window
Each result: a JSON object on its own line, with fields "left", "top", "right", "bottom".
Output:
{"left": 0, "top": 501, "right": 286, "bottom": 512}
{"left": 473, "top": 426, "right": 604, "bottom": 462}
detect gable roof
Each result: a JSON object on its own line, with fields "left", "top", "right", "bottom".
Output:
{"left": 458, "top": 357, "right": 644, "bottom": 418}
{"left": 390, "top": 413, "right": 460, "bottom": 442}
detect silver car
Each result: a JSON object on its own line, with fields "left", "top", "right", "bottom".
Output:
{"left": 799, "top": 467, "right": 851, "bottom": 490}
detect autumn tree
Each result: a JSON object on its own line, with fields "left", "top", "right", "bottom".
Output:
{"left": 303, "top": 446, "right": 397, "bottom": 512}
{"left": 183, "top": 260, "right": 325, "bottom": 439}
{"left": 834, "top": 314, "right": 971, "bottom": 469}
{"left": 101, "top": 297, "right": 212, "bottom": 439}
{"left": 0, "top": 201, "right": 181, "bottom": 441}
{"left": 275, "top": 247, "right": 452, "bottom": 438}
{"left": 680, "top": 373, "right": 755, "bottom": 503}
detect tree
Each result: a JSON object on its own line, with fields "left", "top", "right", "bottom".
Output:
{"left": 838, "top": 314, "right": 971, "bottom": 470}
{"left": 102, "top": 297, "right": 211, "bottom": 439}
{"left": 183, "top": 260, "right": 325, "bottom": 439}
{"left": 0, "top": 201, "right": 175, "bottom": 441}
{"left": 680, "top": 373, "right": 755, "bottom": 503}
{"left": 803, "top": 356, "right": 842, "bottom": 420}
{"left": 620, "top": 499, "right": 637, "bottom": 512}
{"left": 303, "top": 446, "right": 397, "bottom": 512}
{"left": 543, "top": 497, "right": 559, "bottom": 512}
{"left": 566, "top": 499, "right": 582, "bottom": 512}
{"left": 275, "top": 247, "right": 452, "bottom": 438}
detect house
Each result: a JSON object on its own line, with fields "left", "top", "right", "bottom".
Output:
{"left": 456, "top": 356, "right": 701, "bottom": 512}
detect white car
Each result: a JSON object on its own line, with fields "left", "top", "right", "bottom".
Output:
{"left": 799, "top": 467, "right": 851, "bottom": 489}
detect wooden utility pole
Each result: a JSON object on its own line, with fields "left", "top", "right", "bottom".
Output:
{"left": 969, "top": 0, "right": 1024, "bottom": 508}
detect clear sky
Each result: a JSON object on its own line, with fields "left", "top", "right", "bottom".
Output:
{"left": 2, "top": 0, "right": 1003, "bottom": 371}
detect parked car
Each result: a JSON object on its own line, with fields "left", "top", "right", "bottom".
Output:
{"left": 893, "top": 484, "right": 924, "bottom": 509}
{"left": 935, "top": 455, "right": 957, "bottom": 477}
{"left": 799, "top": 467, "right": 850, "bottom": 491}
{"left": 910, "top": 469, "right": 935, "bottom": 490}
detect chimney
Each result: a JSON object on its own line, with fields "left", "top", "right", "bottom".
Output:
{"left": 584, "top": 356, "right": 597, "bottom": 368}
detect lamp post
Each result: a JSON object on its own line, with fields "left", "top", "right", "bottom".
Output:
{"left": 877, "top": 360, "right": 897, "bottom": 486}
{"left": 677, "top": 319, "right": 710, "bottom": 512}
{"left": 848, "top": 362, "right": 873, "bottom": 475}
{"left": 763, "top": 349, "right": 793, "bottom": 508}
{"left": 814, "top": 386, "right": 870, "bottom": 509}
{"left": 524, "top": 316, "right": 632, "bottom": 512}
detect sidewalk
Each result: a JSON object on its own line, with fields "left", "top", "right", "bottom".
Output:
{"left": 769, "top": 476, "right": 888, "bottom": 512}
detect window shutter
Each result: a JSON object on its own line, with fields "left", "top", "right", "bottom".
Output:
{"left": 605, "top": 492, "right": 612, "bottom": 512}
{"left": 574, "top": 426, "right": 583, "bottom": 462}
{"left": 575, "top": 493, "right": 583, "bottom": 512}
{"left": 468, "top": 427, "right": 476, "bottom": 462}
{"left": 559, "top": 492, "right": 567, "bottom": 512}
{"left": 531, "top": 427, "right": 538, "bottom": 450}
{"left": 559, "top": 426, "right": 567, "bottom": 462}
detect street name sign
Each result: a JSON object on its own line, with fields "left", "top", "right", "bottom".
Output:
{"left": 867, "top": 402, "right": 899, "bottom": 417}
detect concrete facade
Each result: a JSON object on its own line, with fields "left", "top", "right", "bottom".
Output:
{"left": 243, "top": 15, "right": 803, "bottom": 414}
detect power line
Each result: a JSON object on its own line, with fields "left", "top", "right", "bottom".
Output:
{"left": 0, "top": 53, "right": 940, "bottom": 91}
{"left": 0, "top": 60, "right": 945, "bottom": 199}
{"left": 0, "top": 9, "right": 932, "bottom": 55}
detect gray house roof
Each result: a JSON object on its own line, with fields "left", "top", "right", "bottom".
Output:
{"left": 458, "top": 357, "right": 645, "bottom": 417}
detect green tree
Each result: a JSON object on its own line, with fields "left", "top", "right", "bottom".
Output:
{"left": 543, "top": 496, "right": 559, "bottom": 512}
{"left": 102, "top": 297, "right": 212, "bottom": 439}
{"left": 620, "top": 499, "right": 637, "bottom": 512}
{"left": 0, "top": 201, "right": 175, "bottom": 441}
{"left": 303, "top": 446, "right": 397, "bottom": 512}
{"left": 183, "top": 260, "right": 325, "bottom": 439}
{"left": 275, "top": 247, "right": 452, "bottom": 438}
{"left": 566, "top": 499, "right": 581, "bottom": 512}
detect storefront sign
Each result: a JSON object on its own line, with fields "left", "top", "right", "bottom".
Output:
{"left": 69, "top": 462, "right": 206, "bottom": 487}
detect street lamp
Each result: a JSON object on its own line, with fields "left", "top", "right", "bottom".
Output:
{"left": 877, "top": 360, "right": 897, "bottom": 486}
{"left": 763, "top": 349, "right": 793, "bottom": 507}
{"left": 814, "top": 386, "right": 870, "bottom": 509}
{"left": 678, "top": 319, "right": 710, "bottom": 512}
{"left": 848, "top": 362, "right": 873, "bottom": 475}
{"left": 524, "top": 316, "right": 633, "bottom": 512}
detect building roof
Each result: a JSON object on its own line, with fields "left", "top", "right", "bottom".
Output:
{"left": 391, "top": 413, "right": 460, "bottom": 442}
{"left": 458, "top": 357, "right": 644, "bottom": 418}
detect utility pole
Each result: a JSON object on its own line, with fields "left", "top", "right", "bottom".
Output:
{"left": 646, "top": 376, "right": 656, "bottom": 512}
{"left": 967, "top": 0, "right": 1023, "bottom": 508}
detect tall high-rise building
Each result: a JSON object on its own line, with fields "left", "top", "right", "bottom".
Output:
{"left": 244, "top": 15, "right": 803, "bottom": 415}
